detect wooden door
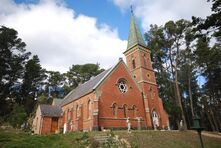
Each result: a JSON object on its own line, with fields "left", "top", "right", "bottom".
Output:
{"left": 78, "top": 106, "right": 83, "bottom": 130}
{"left": 51, "top": 117, "right": 58, "bottom": 133}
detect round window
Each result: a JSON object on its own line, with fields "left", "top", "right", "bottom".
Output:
{"left": 118, "top": 80, "right": 128, "bottom": 93}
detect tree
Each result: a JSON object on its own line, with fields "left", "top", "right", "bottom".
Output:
{"left": 46, "top": 71, "right": 65, "bottom": 98}
{"left": 21, "top": 55, "right": 46, "bottom": 114}
{"left": 192, "top": 0, "right": 221, "bottom": 131}
{"left": 192, "top": 0, "right": 221, "bottom": 38}
{"left": 195, "top": 36, "right": 221, "bottom": 131}
{"left": 9, "top": 103, "right": 27, "bottom": 128}
{"left": 64, "top": 63, "right": 104, "bottom": 92}
{"left": 145, "top": 20, "right": 199, "bottom": 129}
{"left": 0, "top": 26, "right": 30, "bottom": 118}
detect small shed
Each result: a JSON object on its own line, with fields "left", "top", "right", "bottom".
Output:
{"left": 32, "top": 104, "right": 63, "bottom": 135}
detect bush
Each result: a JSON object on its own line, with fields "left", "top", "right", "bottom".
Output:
{"left": 8, "top": 104, "right": 27, "bottom": 128}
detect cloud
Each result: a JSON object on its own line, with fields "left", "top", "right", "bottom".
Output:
{"left": 112, "top": 0, "right": 212, "bottom": 29}
{"left": 0, "top": 0, "right": 127, "bottom": 73}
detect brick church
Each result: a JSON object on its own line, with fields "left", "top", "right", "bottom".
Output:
{"left": 32, "top": 13, "right": 169, "bottom": 134}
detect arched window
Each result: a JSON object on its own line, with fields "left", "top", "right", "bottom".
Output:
{"left": 132, "top": 105, "right": 137, "bottom": 117}
{"left": 67, "top": 109, "right": 70, "bottom": 121}
{"left": 70, "top": 109, "right": 73, "bottom": 120}
{"left": 87, "top": 100, "right": 92, "bottom": 119}
{"left": 132, "top": 59, "right": 136, "bottom": 69}
{"left": 123, "top": 104, "right": 127, "bottom": 118}
{"left": 112, "top": 103, "right": 117, "bottom": 118}
{"left": 76, "top": 105, "right": 80, "bottom": 118}
{"left": 144, "top": 56, "right": 147, "bottom": 67}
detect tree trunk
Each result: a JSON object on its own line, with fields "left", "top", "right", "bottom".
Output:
{"left": 188, "top": 65, "right": 194, "bottom": 116}
{"left": 175, "top": 62, "right": 187, "bottom": 130}
{"left": 206, "top": 109, "right": 215, "bottom": 131}
{"left": 210, "top": 108, "right": 219, "bottom": 131}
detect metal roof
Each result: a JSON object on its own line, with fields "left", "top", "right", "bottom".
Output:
{"left": 52, "top": 98, "right": 63, "bottom": 106}
{"left": 60, "top": 67, "right": 112, "bottom": 106}
{"left": 60, "top": 59, "right": 124, "bottom": 107}
{"left": 127, "top": 13, "right": 146, "bottom": 50}
{"left": 39, "top": 104, "right": 63, "bottom": 117}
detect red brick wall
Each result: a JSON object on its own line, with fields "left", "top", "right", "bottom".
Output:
{"left": 98, "top": 61, "right": 147, "bottom": 129}
{"left": 41, "top": 117, "right": 52, "bottom": 135}
{"left": 125, "top": 45, "right": 169, "bottom": 129}
{"left": 61, "top": 93, "right": 96, "bottom": 131}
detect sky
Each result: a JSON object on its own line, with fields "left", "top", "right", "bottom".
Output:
{"left": 0, "top": 0, "right": 212, "bottom": 73}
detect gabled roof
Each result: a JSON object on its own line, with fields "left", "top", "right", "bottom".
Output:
{"left": 52, "top": 98, "right": 63, "bottom": 106}
{"left": 60, "top": 67, "right": 112, "bottom": 106}
{"left": 60, "top": 59, "right": 123, "bottom": 106}
{"left": 127, "top": 13, "right": 146, "bottom": 50}
{"left": 39, "top": 104, "right": 63, "bottom": 117}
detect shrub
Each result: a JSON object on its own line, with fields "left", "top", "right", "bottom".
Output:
{"left": 8, "top": 104, "right": 27, "bottom": 128}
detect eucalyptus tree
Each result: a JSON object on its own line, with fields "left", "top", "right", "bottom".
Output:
{"left": 145, "top": 20, "right": 199, "bottom": 129}
{"left": 0, "top": 26, "right": 30, "bottom": 118}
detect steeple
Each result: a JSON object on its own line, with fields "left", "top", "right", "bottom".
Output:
{"left": 127, "top": 10, "right": 146, "bottom": 50}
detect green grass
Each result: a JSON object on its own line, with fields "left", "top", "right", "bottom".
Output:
{"left": 0, "top": 129, "right": 88, "bottom": 148}
{"left": 0, "top": 129, "right": 220, "bottom": 148}
{"left": 115, "top": 130, "right": 221, "bottom": 148}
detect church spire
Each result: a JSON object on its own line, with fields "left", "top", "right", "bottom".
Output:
{"left": 127, "top": 8, "right": 146, "bottom": 50}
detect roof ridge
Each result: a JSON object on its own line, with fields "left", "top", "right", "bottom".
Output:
{"left": 60, "top": 59, "right": 123, "bottom": 106}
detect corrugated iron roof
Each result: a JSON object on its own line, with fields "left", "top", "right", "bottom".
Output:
{"left": 40, "top": 104, "right": 63, "bottom": 117}
{"left": 53, "top": 98, "right": 63, "bottom": 106}
{"left": 60, "top": 59, "right": 123, "bottom": 106}
{"left": 60, "top": 68, "right": 112, "bottom": 106}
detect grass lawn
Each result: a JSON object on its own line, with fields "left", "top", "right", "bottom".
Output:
{"left": 0, "top": 129, "right": 89, "bottom": 148}
{"left": 115, "top": 130, "right": 221, "bottom": 148}
{"left": 0, "top": 129, "right": 220, "bottom": 148}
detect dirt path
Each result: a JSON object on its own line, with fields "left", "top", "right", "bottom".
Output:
{"left": 191, "top": 130, "right": 221, "bottom": 139}
{"left": 201, "top": 131, "right": 221, "bottom": 138}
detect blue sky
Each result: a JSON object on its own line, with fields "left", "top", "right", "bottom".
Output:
{"left": 14, "top": 0, "right": 132, "bottom": 40}
{"left": 65, "top": 0, "right": 129, "bottom": 39}
{"left": 1, "top": 0, "right": 212, "bottom": 73}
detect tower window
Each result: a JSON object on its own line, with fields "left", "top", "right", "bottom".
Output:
{"left": 149, "top": 86, "right": 152, "bottom": 91}
{"left": 147, "top": 73, "right": 150, "bottom": 80}
{"left": 144, "top": 56, "right": 147, "bottom": 67}
{"left": 132, "top": 59, "right": 136, "bottom": 69}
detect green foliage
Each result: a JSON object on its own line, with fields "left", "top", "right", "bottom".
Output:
{"left": 0, "top": 26, "right": 30, "bottom": 117}
{"left": 101, "top": 131, "right": 127, "bottom": 148}
{"left": 145, "top": 20, "right": 195, "bottom": 129}
{"left": 22, "top": 55, "right": 46, "bottom": 114}
{"left": 0, "top": 130, "right": 221, "bottom": 148}
{"left": 9, "top": 104, "right": 27, "bottom": 128}
{"left": 74, "top": 132, "right": 90, "bottom": 147}
{"left": 193, "top": 0, "right": 221, "bottom": 37}
{"left": 145, "top": 0, "right": 221, "bottom": 131}
{"left": 66, "top": 63, "right": 104, "bottom": 85}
